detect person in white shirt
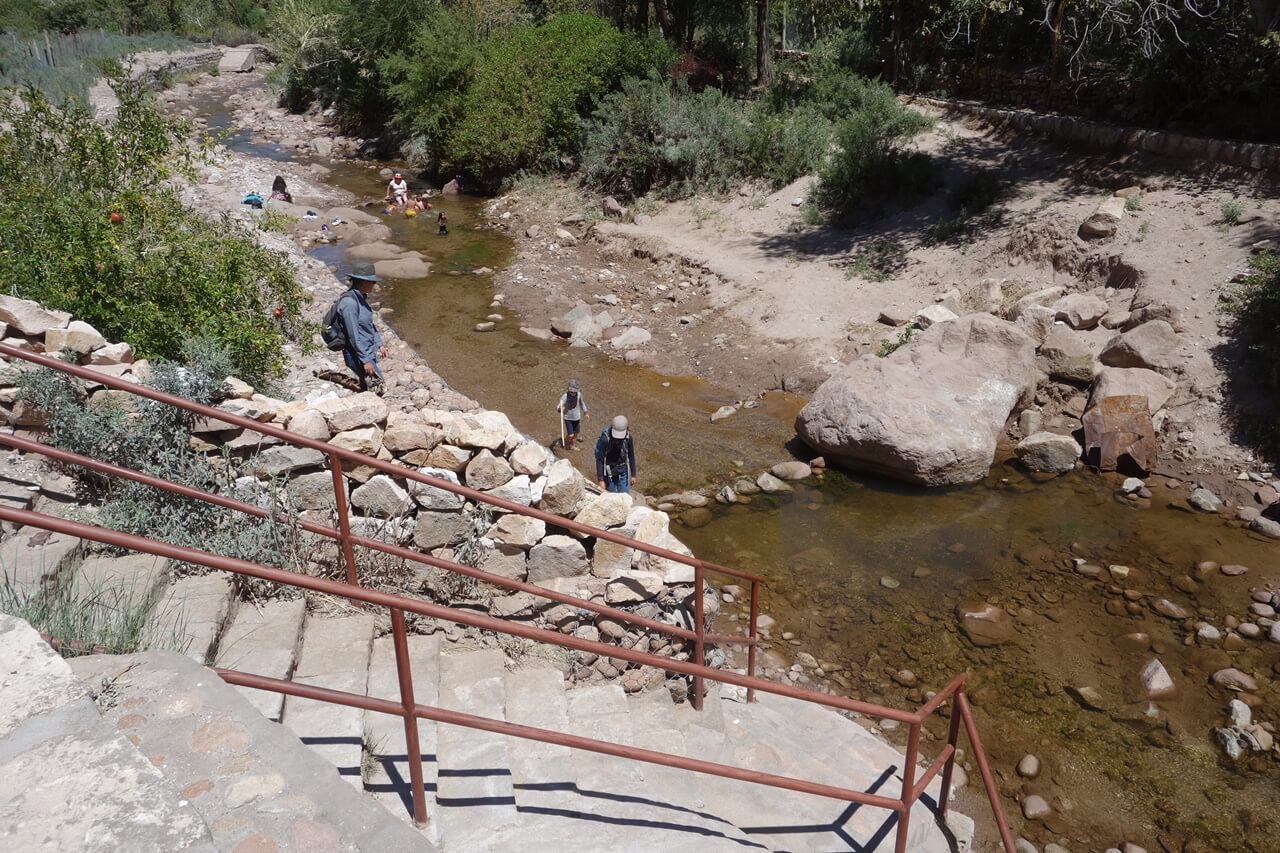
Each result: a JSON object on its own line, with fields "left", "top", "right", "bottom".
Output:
{"left": 387, "top": 172, "right": 409, "bottom": 207}
{"left": 557, "top": 379, "right": 590, "bottom": 450}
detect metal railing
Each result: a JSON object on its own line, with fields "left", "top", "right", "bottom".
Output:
{"left": 0, "top": 342, "right": 764, "bottom": 707}
{"left": 0, "top": 341, "right": 1016, "bottom": 852}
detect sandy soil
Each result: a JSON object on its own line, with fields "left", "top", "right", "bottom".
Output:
{"left": 488, "top": 107, "right": 1280, "bottom": 496}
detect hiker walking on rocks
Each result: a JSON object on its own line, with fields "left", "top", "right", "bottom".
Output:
{"left": 327, "top": 263, "right": 387, "bottom": 393}
{"left": 557, "top": 379, "right": 590, "bottom": 450}
{"left": 595, "top": 415, "right": 637, "bottom": 494}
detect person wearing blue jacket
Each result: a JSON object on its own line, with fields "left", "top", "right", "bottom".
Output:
{"left": 336, "top": 265, "right": 387, "bottom": 393}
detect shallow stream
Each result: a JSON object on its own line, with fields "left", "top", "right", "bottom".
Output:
{"left": 202, "top": 93, "right": 1278, "bottom": 852}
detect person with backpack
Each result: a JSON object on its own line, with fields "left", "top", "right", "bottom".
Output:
{"left": 594, "top": 415, "right": 637, "bottom": 494}
{"left": 557, "top": 379, "right": 589, "bottom": 450}
{"left": 322, "top": 264, "right": 387, "bottom": 393}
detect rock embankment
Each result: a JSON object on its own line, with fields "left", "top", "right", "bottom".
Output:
{"left": 0, "top": 283, "right": 713, "bottom": 692}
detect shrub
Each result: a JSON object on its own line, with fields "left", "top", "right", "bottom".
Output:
{"left": 447, "top": 13, "right": 673, "bottom": 186}
{"left": 379, "top": 7, "right": 484, "bottom": 166}
{"left": 1227, "top": 251, "right": 1280, "bottom": 389}
{"left": 747, "top": 102, "right": 833, "bottom": 188}
{"left": 0, "top": 569, "right": 187, "bottom": 657}
{"left": 811, "top": 81, "right": 934, "bottom": 221}
{"left": 18, "top": 339, "right": 308, "bottom": 572}
{"left": 0, "top": 78, "right": 309, "bottom": 384}
{"left": 583, "top": 77, "right": 754, "bottom": 199}
{"left": 1220, "top": 200, "right": 1244, "bottom": 225}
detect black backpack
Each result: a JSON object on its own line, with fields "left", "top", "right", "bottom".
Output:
{"left": 604, "top": 431, "right": 629, "bottom": 466}
{"left": 321, "top": 290, "right": 358, "bottom": 351}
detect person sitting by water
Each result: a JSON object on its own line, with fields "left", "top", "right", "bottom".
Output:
{"left": 557, "top": 379, "right": 590, "bottom": 450}
{"left": 409, "top": 194, "right": 430, "bottom": 212}
{"left": 437, "top": 210, "right": 448, "bottom": 236}
{"left": 594, "top": 416, "right": 637, "bottom": 494}
{"left": 270, "top": 175, "right": 292, "bottom": 203}
{"left": 387, "top": 172, "right": 409, "bottom": 207}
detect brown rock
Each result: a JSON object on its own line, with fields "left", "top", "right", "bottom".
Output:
{"left": 1082, "top": 395, "right": 1156, "bottom": 473}
{"left": 956, "top": 602, "right": 1014, "bottom": 647}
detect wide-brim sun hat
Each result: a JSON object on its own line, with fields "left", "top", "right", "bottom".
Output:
{"left": 610, "top": 415, "right": 628, "bottom": 439}
{"left": 567, "top": 379, "right": 580, "bottom": 391}
{"left": 349, "top": 262, "right": 380, "bottom": 283}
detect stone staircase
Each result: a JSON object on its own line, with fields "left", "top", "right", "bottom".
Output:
{"left": 0, "top": 522, "right": 973, "bottom": 853}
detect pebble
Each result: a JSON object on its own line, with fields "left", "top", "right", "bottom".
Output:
{"left": 1210, "top": 668, "right": 1258, "bottom": 691}
{"left": 1237, "top": 622, "right": 1262, "bottom": 639}
{"left": 880, "top": 576, "right": 900, "bottom": 589}
{"left": 892, "top": 669, "right": 918, "bottom": 687}
{"left": 1220, "top": 563, "right": 1249, "bottom": 576}
{"left": 1020, "top": 793, "right": 1051, "bottom": 820}
{"left": 473, "top": 321, "right": 495, "bottom": 332}
{"left": 1016, "top": 753, "right": 1041, "bottom": 778}
{"left": 1196, "top": 623, "right": 1222, "bottom": 642}
{"left": 1015, "top": 838, "right": 1040, "bottom": 853}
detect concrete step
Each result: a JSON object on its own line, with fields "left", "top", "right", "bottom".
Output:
{"left": 1, "top": 615, "right": 216, "bottom": 853}
{"left": 150, "top": 572, "right": 236, "bottom": 664}
{"left": 435, "top": 647, "right": 518, "bottom": 851}
{"left": 283, "top": 613, "right": 376, "bottom": 787}
{"left": 364, "top": 633, "right": 443, "bottom": 845}
{"left": 0, "top": 527, "right": 81, "bottom": 594}
{"left": 214, "top": 597, "right": 307, "bottom": 722}
{"left": 66, "top": 644, "right": 434, "bottom": 852}
{"left": 71, "top": 552, "right": 171, "bottom": 605}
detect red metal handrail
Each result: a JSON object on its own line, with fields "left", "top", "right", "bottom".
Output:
{"left": 0, "top": 432, "right": 748, "bottom": 649}
{"left": 2, "top": 505, "right": 1015, "bottom": 852}
{"left": 0, "top": 341, "right": 764, "bottom": 705}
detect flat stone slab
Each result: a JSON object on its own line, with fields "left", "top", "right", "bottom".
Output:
{"left": 0, "top": 616, "right": 215, "bottom": 853}
{"left": 215, "top": 598, "right": 307, "bottom": 721}
{"left": 151, "top": 572, "right": 236, "bottom": 664}
{"left": 67, "top": 648, "right": 431, "bottom": 852}
{"left": 71, "top": 552, "right": 171, "bottom": 605}
{"left": 0, "top": 528, "right": 82, "bottom": 594}
{"left": 283, "top": 615, "right": 375, "bottom": 787}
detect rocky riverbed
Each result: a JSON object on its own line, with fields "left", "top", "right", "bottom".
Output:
{"left": 151, "top": 59, "right": 1280, "bottom": 853}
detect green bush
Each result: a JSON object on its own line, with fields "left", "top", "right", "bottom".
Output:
{"left": 379, "top": 6, "right": 484, "bottom": 165}
{"left": 1227, "top": 251, "right": 1280, "bottom": 389}
{"left": 446, "top": 12, "right": 673, "bottom": 186}
{"left": 811, "top": 80, "right": 934, "bottom": 221}
{"left": 583, "top": 77, "right": 754, "bottom": 199}
{"left": 0, "top": 78, "right": 309, "bottom": 383}
{"left": 18, "top": 339, "right": 306, "bottom": 571}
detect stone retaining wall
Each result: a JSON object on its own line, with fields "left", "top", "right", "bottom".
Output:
{"left": 913, "top": 95, "right": 1280, "bottom": 174}
{"left": 0, "top": 293, "right": 715, "bottom": 693}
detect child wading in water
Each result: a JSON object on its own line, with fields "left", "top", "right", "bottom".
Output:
{"left": 557, "top": 379, "right": 589, "bottom": 450}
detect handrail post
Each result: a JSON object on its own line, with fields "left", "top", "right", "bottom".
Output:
{"left": 391, "top": 608, "right": 429, "bottom": 827}
{"left": 745, "top": 579, "right": 760, "bottom": 703}
{"left": 692, "top": 560, "right": 705, "bottom": 711}
{"left": 937, "top": 690, "right": 963, "bottom": 818}
{"left": 895, "top": 721, "right": 920, "bottom": 853}
{"left": 957, "top": 690, "right": 1018, "bottom": 853}
{"left": 328, "top": 451, "right": 359, "bottom": 586}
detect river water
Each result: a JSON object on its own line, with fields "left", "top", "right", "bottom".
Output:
{"left": 204, "top": 98, "right": 1278, "bottom": 852}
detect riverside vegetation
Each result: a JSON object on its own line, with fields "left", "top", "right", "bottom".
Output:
{"left": 0, "top": 76, "right": 310, "bottom": 384}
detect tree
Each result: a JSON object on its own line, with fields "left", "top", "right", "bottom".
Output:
{"left": 756, "top": 0, "right": 771, "bottom": 84}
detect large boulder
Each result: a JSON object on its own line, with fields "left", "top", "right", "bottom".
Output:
{"left": 45, "top": 320, "right": 106, "bottom": 355}
{"left": 373, "top": 255, "right": 431, "bottom": 279}
{"left": 1100, "top": 321, "right": 1178, "bottom": 372}
{"left": 538, "top": 458, "right": 585, "bottom": 516}
{"left": 527, "top": 535, "right": 589, "bottom": 582}
{"left": 1089, "top": 367, "right": 1175, "bottom": 415}
{"left": 796, "top": 315, "right": 1037, "bottom": 486}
